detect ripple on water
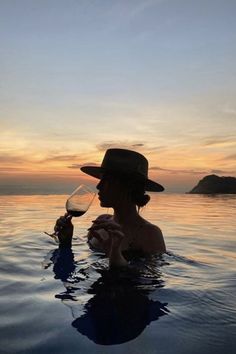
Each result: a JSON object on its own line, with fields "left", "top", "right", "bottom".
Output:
{"left": 0, "top": 194, "right": 236, "bottom": 353}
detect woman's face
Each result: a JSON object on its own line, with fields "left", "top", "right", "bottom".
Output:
{"left": 96, "top": 174, "right": 128, "bottom": 208}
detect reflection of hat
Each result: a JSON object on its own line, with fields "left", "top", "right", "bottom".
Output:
{"left": 81, "top": 148, "right": 164, "bottom": 192}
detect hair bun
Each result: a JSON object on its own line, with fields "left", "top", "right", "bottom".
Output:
{"left": 136, "top": 193, "right": 150, "bottom": 207}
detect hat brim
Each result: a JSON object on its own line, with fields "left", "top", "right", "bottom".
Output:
{"left": 80, "top": 166, "right": 164, "bottom": 192}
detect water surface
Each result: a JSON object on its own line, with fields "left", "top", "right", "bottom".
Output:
{"left": 0, "top": 194, "right": 235, "bottom": 353}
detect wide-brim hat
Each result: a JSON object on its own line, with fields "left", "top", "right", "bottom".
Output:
{"left": 80, "top": 148, "right": 164, "bottom": 192}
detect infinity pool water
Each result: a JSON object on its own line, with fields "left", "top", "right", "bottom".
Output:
{"left": 0, "top": 194, "right": 235, "bottom": 354}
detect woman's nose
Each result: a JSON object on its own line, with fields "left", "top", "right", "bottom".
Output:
{"left": 96, "top": 180, "right": 102, "bottom": 190}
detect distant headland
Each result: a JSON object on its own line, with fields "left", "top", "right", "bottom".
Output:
{"left": 189, "top": 174, "right": 236, "bottom": 194}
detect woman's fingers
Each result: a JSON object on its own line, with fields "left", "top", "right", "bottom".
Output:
{"left": 88, "top": 218, "right": 125, "bottom": 253}
{"left": 90, "top": 220, "right": 122, "bottom": 231}
{"left": 88, "top": 229, "right": 105, "bottom": 243}
{"left": 54, "top": 215, "right": 72, "bottom": 231}
{"left": 58, "top": 215, "right": 72, "bottom": 225}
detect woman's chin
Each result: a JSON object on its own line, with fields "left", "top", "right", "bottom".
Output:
{"left": 100, "top": 200, "right": 111, "bottom": 208}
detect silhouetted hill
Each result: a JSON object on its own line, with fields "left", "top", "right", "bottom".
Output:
{"left": 189, "top": 174, "right": 236, "bottom": 194}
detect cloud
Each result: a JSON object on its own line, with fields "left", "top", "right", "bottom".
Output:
{"left": 223, "top": 154, "right": 236, "bottom": 161}
{"left": 150, "top": 165, "right": 236, "bottom": 176}
{"left": 96, "top": 141, "right": 146, "bottom": 152}
{"left": 132, "top": 143, "right": 145, "bottom": 147}
{"left": 149, "top": 166, "right": 169, "bottom": 171}
{"left": 41, "top": 154, "right": 79, "bottom": 163}
{"left": 0, "top": 155, "right": 28, "bottom": 164}
{"left": 68, "top": 163, "right": 98, "bottom": 169}
{"left": 0, "top": 152, "right": 84, "bottom": 166}
{"left": 96, "top": 141, "right": 166, "bottom": 153}
{"left": 203, "top": 136, "right": 236, "bottom": 148}
{"left": 150, "top": 166, "right": 208, "bottom": 175}
{"left": 106, "top": 0, "right": 164, "bottom": 33}
{"left": 210, "top": 169, "right": 226, "bottom": 174}
{"left": 69, "top": 163, "right": 213, "bottom": 176}
{"left": 210, "top": 169, "right": 236, "bottom": 176}
{"left": 129, "top": 0, "right": 164, "bottom": 20}
{"left": 0, "top": 167, "right": 26, "bottom": 172}
{"left": 222, "top": 104, "right": 236, "bottom": 115}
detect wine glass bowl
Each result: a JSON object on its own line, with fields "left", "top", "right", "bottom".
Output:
{"left": 65, "top": 184, "right": 96, "bottom": 217}
{"left": 44, "top": 184, "right": 96, "bottom": 241}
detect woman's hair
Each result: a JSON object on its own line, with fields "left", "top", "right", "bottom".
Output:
{"left": 129, "top": 180, "right": 150, "bottom": 208}
{"left": 111, "top": 172, "right": 150, "bottom": 208}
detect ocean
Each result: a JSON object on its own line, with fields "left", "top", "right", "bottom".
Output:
{"left": 0, "top": 193, "right": 235, "bottom": 354}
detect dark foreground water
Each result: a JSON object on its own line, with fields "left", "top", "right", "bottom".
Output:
{"left": 0, "top": 194, "right": 236, "bottom": 354}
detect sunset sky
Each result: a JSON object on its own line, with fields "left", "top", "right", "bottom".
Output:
{"left": 1, "top": 0, "right": 236, "bottom": 193}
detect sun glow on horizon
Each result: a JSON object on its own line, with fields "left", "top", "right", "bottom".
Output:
{"left": 1, "top": 1, "right": 236, "bottom": 193}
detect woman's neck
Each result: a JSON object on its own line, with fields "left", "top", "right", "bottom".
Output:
{"left": 113, "top": 203, "right": 140, "bottom": 226}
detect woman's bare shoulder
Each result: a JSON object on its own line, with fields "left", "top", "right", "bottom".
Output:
{"left": 140, "top": 220, "right": 166, "bottom": 254}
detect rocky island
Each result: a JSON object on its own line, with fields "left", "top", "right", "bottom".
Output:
{"left": 189, "top": 174, "right": 236, "bottom": 194}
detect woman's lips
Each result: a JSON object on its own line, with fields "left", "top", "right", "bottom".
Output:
{"left": 98, "top": 194, "right": 105, "bottom": 202}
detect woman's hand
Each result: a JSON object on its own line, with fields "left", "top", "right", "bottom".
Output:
{"left": 88, "top": 217, "right": 128, "bottom": 267}
{"left": 54, "top": 214, "right": 74, "bottom": 247}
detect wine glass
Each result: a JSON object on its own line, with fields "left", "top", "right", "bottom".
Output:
{"left": 45, "top": 184, "right": 96, "bottom": 242}
{"left": 65, "top": 184, "right": 96, "bottom": 217}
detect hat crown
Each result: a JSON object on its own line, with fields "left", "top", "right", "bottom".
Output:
{"left": 101, "top": 149, "right": 148, "bottom": 178}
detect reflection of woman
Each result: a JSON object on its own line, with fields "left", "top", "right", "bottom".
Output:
{"left": 72, "top": 271, "right": 168, "bottom": 345}
{"left": 55, "top": 148, "right": 166, "bottom": 268}
{"left": 49, "top": 247, "right": 168, "bottom": 345}
{"left": 50, "top": 247, "right": 75, "bottom": 282}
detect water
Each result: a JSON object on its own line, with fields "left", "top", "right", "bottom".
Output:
{"left": 0, "top": 194, "right": 236, "bottom": 354}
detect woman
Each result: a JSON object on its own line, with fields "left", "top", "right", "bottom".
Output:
{"left": 55, "top": 148, "right": 166, "bottom": 268}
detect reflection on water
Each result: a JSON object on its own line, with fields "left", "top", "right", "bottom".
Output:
{"left": 0, "top": 194, "right": 236, "bottom": 354}
{"left": 44, "top": 247, "right": 169, "bottom": 345}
